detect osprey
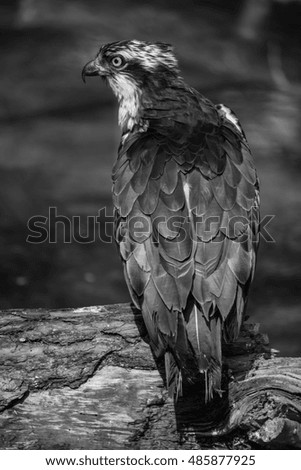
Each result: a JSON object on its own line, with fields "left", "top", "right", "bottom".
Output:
{"left": 82, "top": 40, "right": 260, "bottom": 402}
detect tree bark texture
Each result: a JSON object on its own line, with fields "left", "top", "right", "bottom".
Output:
{"left": 0, "top": 303, "right": 300, "bottom": 449}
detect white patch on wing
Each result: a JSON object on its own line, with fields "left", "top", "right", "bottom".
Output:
{"left": 121, "top": 131, "right": 130, "bottom": 145}
{"left": 108, "top": 74, "right": 141, "bottom": 129}
{"left": 217, "top": 104, "right": 244, "bottom": 136}
{"left": 183, "top": 181, "right": 191, "bottom": 212}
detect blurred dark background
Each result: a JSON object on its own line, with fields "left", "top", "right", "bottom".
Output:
{"left": 0, "top": 0, "right": 300, "bottom": 354}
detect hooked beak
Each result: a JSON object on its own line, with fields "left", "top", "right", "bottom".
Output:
{"left": 82, "top": 59, "right": 106, "bottom": 83}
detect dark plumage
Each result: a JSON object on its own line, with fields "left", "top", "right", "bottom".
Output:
{"left": 82, "top": 40, "right": 260, "bottom": 402}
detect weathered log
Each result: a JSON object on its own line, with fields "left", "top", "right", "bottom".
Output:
{"left": 0, "top": 303, "right": 300, "bottom": 450}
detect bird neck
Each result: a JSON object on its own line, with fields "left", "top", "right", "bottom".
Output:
{"left": 140, "top": 80, "right": 195, "bottom": 124}
{"left": 109, "top": 75, "right": 192, "bottom": 132}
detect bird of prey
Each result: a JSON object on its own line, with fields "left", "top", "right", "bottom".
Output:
{"left": 82, "top": 40, "right": 260, "bottom": 402}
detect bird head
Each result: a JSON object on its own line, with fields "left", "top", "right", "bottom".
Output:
{"left": 82, "top": 40, "right": 180, "bottom": 129}
{"left": 82, "top": 39, "right": 179, "bottom": 90}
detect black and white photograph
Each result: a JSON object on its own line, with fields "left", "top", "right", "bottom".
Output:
{"left": 0, "top": 0, "right": 301, "bottom": 456}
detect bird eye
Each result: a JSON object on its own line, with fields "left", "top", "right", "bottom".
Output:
{"left": 110, "top": 55, "right": 125, "bottom": 68}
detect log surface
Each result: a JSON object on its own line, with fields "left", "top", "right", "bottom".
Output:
{"left": 0, "top": 303, "right": 300, "bottom": 450}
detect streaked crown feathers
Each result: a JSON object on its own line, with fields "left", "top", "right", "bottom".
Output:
{"left": 100, "top": 40, "right": 179, "bottom": 73}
